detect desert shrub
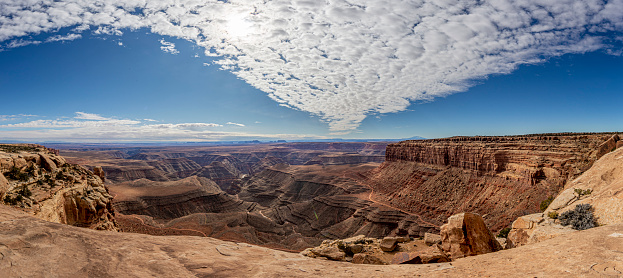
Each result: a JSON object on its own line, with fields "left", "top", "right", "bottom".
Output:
{"left": 540, "top": 196, "right": 554, "bottom": 212}
{"left": 574, "top": 188, "right": 592, "bottom": 197}
{"left": 547, "top": 211, "right": 559, "bottom": 219}
{"left": 559, "top": 204, "right": 597, "bottom": 230}
{"left": 3, "top": 194, "right": 23, "bottom": 205}
{"left": 497, "top": 227, "right": 511, "bottom": 238}
{"left": 5, "top": 167, "right": 29, "bottom": 181}
{"left": 17, "top": 185, "right": 32, "bottom": 198}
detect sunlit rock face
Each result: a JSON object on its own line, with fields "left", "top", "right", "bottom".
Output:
{"left": 366, "top": 133, "right": 618, "bottom": 232}
{"left": 0, "top": 144, "right": 118, "bottom": 231}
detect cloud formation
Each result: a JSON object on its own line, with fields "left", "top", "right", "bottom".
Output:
{"left": 159, "top": 39, "right": 179, "bottom": 55}
{"left": 1, "top": 0, "right": 622, "bottom": 132}
{"left": 227, "top": 122, "right": 245, "bottom": 127}
{"left": 0, "top": 112, "right": 320, "bottom": 142}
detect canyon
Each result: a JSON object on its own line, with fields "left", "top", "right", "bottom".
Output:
{"left": 52, "top": 133, "right": 619, "bottom": 251}
{"left": 1, "top": 132, "right": 622, "bottom": 276}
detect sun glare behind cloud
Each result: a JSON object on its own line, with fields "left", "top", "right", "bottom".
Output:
{"left": 226, "top": 13, "right": 253, "bottom": 39}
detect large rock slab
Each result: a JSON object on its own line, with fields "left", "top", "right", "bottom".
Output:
{"left": 39, "top": 153, "right": 57, "bottom": 172}
{"left": 380, "top": 237, "right": 398, "bottom": 252}
{"left": 440, "top": 212, "right": 502, "bottom": 259}
{"left": 391, "top": 245, "right": 449, "bottom": 264}
{"left": 547, "top": 147, "right": 623, "bottom": 226}
{"left": 352, "top": 253, "right": 385, "bottom": 265}
{"left": 424, "top": 233, "right": 441, "bottom": 246}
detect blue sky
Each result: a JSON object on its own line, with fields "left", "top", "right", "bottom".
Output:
{"left": 0, "top": 1, "right": 622, "bottom": 142}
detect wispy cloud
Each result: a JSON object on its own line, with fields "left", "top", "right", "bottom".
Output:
{"left": 74, "top": 112, "right": 112, "bottom": 121}
{"left": 0, "top": 114, "right": 37, "bottom": 121}
{"left": 4, "top": 39, "right": 41, "bottom": 49}
{"left": 0, "top": 112, "right": 317, "bottom": 142}
{"left": 226, "top": 122, "right": 245, "bottom": 127}
{"left": 46, "top": 33, "right": 81, "bottom": 43}
{"left": 1, "top": 1, "right": 622, "bottom": 132}
{"left": 160, "top": 39, "right": 179, "bottom": 55}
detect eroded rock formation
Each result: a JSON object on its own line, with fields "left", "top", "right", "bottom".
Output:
{"left": 366, "top": 134, "right": 619, "bottom": 232}
{"left": 0, "top": 144, "right": 118, "bottom": 231}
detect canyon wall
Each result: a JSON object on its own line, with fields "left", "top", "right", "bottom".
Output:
{"left": 367, "top": 133, "right": 620, "bottom": 231}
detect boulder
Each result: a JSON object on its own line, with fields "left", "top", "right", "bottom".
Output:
{"left": 346, "top": 244, "right": 363, "bottom": 254}
{"left": 310, "top": 246, "right": 345, "bottom": 261}
{"left": 39, "top": 154, "right": 57, "bottom": 172}
{"left": 424, "top": 233, "right": 442, "bottom": 246}
{"left": 617, "top": 141, "right": 623, "bottom": 150}
{"left": 440, "top": 212, "right": 502, "bottom": 259}
{"left": 496, "top": 237, "right": 507, "bottom": 249}
{"left": 380, "top": 237, "right": 398, "bottom": 252}
{"left": 93, "top": 166, "right": 106, "bottom": 181}
{"left": 545, "top": 188, "right": 578, "bottom": 212}
{"left": 13, "top": 157, "right": 27, "bottom": 169}
{"left": 352, "top": 253, "right": 385, "bottom": 265}
{"left": 391, "top": 245, "right": 450, "bottom": 264}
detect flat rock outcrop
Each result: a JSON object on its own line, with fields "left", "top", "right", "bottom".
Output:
{"left": 0, "top": 144, "right": 117, "bottom": 231}
{"left": 2, "top": 205, "right": 623, "bottom": 277}
{"left": 506, "top": 213, "right": 575, "bottom": 248}
{"left": 366, "top": 134, "right": 618, "bottom": 232}
{"left": 546, "top": 146, "right": 623, "bottom": 225}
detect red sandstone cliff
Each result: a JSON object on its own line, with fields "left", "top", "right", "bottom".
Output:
{"left": 366, "top": 133, "right": 620, "bottom": 231}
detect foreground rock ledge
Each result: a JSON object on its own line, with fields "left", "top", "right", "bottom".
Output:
{"left": 0, "top": 206, "right": 622, "bottom": 277}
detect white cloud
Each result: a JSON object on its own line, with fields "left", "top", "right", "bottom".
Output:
{"left": 1, "top": 1, "right": 623, "bottom": 132}
{"left": 4, "top": 39, "right": 41, "bottom": 49}
{"left": 160, "top": 39, "right": 179, "bottom": 55}
{"left": 74, "top": 112, "right": 111, "bottom": 121}
{"left": 226, "top": 122, "right": 245, "bottom": 127}
{"left": 45, "top": 33, "right": 81, "bottom": 42}
{"left": 0, "top": 113, "right": 323, "bottom": 142}
{"left": 93, "top": 26, "right": 123, "bottom": 36}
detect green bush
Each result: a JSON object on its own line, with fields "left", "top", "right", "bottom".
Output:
{"left": 540, "top": 196, "right": 554, "bottom": 212}
{"left": 574, "top": 188, "right": 592, "bottom": 197}
{"left": 497, "top": 227, "right": 511, "bottom": 238}
{"left": 547, "top": 211, "right": 559, "bottom": 219}
{"left": 559, "top": 204, "right": 597, "bottom": 230}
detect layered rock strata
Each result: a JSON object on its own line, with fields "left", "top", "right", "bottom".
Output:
{"left": 367, "top": 133, "right": 619, "bottom": 231}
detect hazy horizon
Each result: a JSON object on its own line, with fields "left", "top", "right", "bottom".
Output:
{"left": 1, "top": 1, "right": 622, "bottom": 143}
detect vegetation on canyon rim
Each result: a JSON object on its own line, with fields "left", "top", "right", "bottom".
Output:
{"left": 559, "top": 204, "right": 597, "bottom": 230}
